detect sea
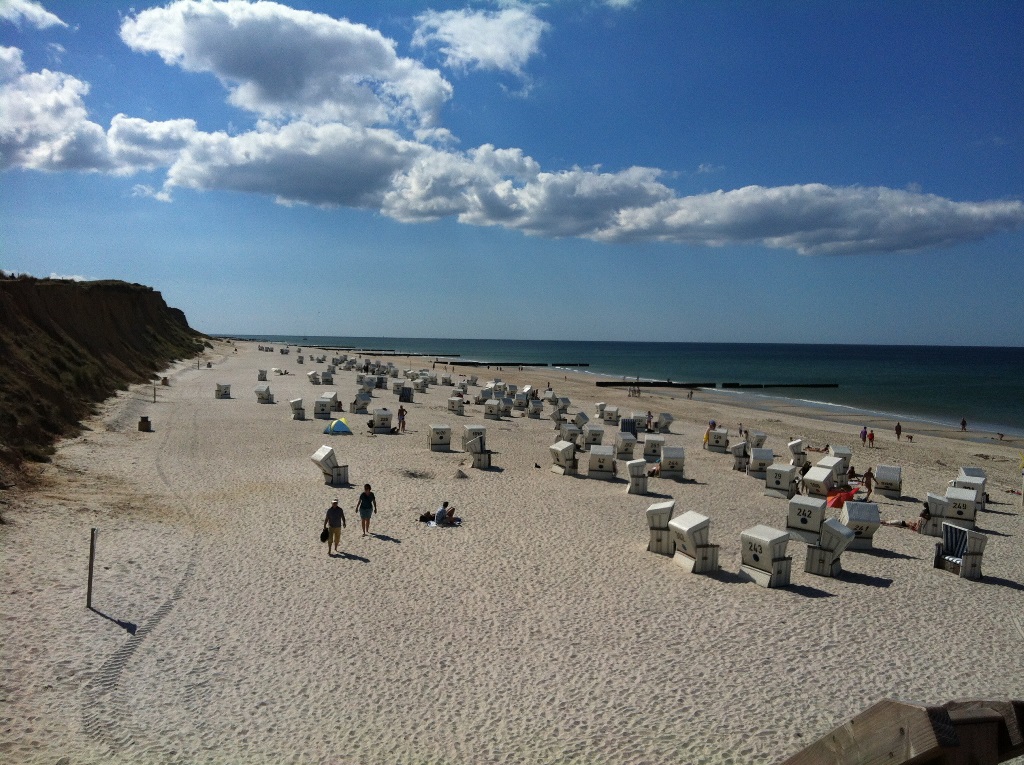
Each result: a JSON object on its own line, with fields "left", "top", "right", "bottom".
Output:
{"left": 233, "top": 336, "right": 1024, "bottom": 438}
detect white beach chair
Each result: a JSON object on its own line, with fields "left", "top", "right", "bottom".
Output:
{"left": 601, "top": 405, "right": 620, "bottom": 424}
{"left": 669, "top": 511, "right": 720, "bottom": 574}
{"left": 320, "top": 371, "right": 334, "bottom": 385}
{"left": 550, "top": 440, "right": 578, "bottom": 476}
{"left": 289, "top": 398, "right": 305, "bottom": 421}
{"left": 254, "top": 384, "right": 274, "bottom": 404}
{"left": 707, "top": 428, "right": 729, "bottom": 453}
{"left": 615, "top": 431, "right": 637, "bottom": 460}
{"left": 943, "top": 486, "right": 979, "bottom": 525}
{"left": 448, "top": 397, "right": 465, "bottom": 415}
{"left": 839, "top": 501, "right": 881, "bottom": 551}
{"left": 817, "top": 456, "right": 847, "bottom": 488}
{"left": 484, "top": 399, "right": 503, "bottom": 420}
{"left": 738, "top": 525, "right": 792, "bottom": 588}
{"left": 581, "top": 423, "right": 604, "bottom": 449}
{"left": 643, "top": 435, "right": 665, "bottom": 461}
{"left": 625, "top": 459, "right": 648, "bottom": 495}
{"left": 801, "top": 466, "right": 834, "bottom": 498}
{"left": 215, "top": 383, "right": 231, "bottom": 399}
{"left": 313, "top": 396, "right": 333, "bottom": 419}
{"left": 257, "top": 369, "right": 268, "bottom": 381}
{"left": 764, "top": 464, "right": 800, "bottom": 499}
{"left": 933, "top": 522, "right": 987, "bottom": 581}
{"left": 462, "top": 425, "right": 487, "bottom": 454}
{"left": 350, "top": 393, "right": 371, "bottom": 414}
{"left": 429, "top": 425, "right": 452, "bottom": 452}
{"left": 874, "top": 464, "right": 902, "bottom": 499}
{"left": 527, "top": 399, "right": 543, "bottom": 418}
{"left": 947, "top": 476, "right": 986, "bottom": 513}
{"left": 804, "top": 518, "right": 856, "bottom": 578}
{"left": 311, "top": 445, "right": 348, "bottom": 486}
{"left": 785, "top": 496, "right": 827, "bottom": 544}
{"left": 659, "top": 446, "right": 685, "bottom": 480}
{"left": 573, "top": 411, "right": 590, "bottom": 428}
{"left": 587, "top": 445, "right": 616, "bottom": 480}
{"left": 371, "top": 408, "right": 393, "bottom": 434}
{"left": 646, "top": 500, "right": 676, "bottom": 556}
{"left": 656, "top": 413, "right": 673, "bottom": 433}
{"left": 745, "top": 430, "right": 767, "bottom": 449}
{"left": 730, "top": 441, "right": 750, "bottom": 471}
{"left": 746, "top": 448, "right": 774, "bottom": 479}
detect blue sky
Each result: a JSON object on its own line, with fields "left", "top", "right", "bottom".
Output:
{"left": 2, "top": 0, "right": 1022, "bottom": 345}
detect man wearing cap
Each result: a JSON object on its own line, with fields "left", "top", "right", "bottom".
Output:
{"left": 323, "top": 498, "right": 346, "bottom": 555}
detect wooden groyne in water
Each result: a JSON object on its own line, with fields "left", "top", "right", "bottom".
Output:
{"left": 596, "top": 381, "right": 839, "bottom": 389}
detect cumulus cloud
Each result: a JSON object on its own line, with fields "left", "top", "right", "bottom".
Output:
{"left": 0, "top": 0, "right": 66, "bottom": 29}
{"left": 1, "top": 2, "right": 1022, "bottom": 256}
{"left": 120, "top": 0, "right": 452, "bottom": 129}
{"left": 412, "top": 6, "right": 549, "bottom": 75}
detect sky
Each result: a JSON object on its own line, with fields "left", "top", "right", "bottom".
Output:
{"left": 1, "top": 0, "right": 1023, "bottom": 345}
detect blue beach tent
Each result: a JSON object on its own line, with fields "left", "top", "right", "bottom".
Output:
{"left": 324, "top": 418, "right": 352, "bottom": 435}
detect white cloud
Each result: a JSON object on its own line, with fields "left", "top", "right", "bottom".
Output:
{"left": 120, "top": 0, "right": 452, "bottom": 129}
{"left": 412, "top": 6, "right": 549, "bottom": 75}
{"left": 1, "top": 4, "right": 1022, "bottom": 256}
{"left": 0, "top": 0, "right": 66, "bottom": 29}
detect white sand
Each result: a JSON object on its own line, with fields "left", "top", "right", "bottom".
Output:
{"left": 2, "top": 340, "right": 1023, "bottom": 765}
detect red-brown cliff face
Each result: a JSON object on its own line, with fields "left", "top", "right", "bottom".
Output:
{"left": 0, "top": 276, "right": 206, "bottom": 478}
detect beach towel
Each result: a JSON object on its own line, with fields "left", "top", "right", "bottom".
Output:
{"left": 827, "top": 487, "right": 858, "bottom": 509}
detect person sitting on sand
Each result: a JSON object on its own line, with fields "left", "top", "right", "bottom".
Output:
{"left": 435, "top": 501, "right": 457, "bottom": 525}
{"left": 883, "top": 505, "right": 930, "bottom": 532}
{"left": 648, "top": 460, "right": 661, "bottom": 477}
{"left": 806, "top": 443, "right": 830, "bottom": 453}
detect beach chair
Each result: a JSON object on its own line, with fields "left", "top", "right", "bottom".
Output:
{"left": 464, "top": 375, "right": 478, "bottom": 386}
{"left": 933, "top": 522, "right": 987, "bottom": 581}
{"left": 351, "top": 393, "right": 371, "bottom": 414}
{"left": 257, "top": 369, "right": 268, "bottom": 381}
{"left": 817, "top": 456, "right": 847, "bottom": 488}
{"left": 619, "top": 417, "right": 638, "bottom": 437}
{"left": 463, "top": 425, "right": 487, "bottom": 454}
{"left": 484, "top": 399, "right": 503, "bottom": 421}
{"left": 615, "top": 431, "right": 637, "bottom": 460}
{"left": 828, "top": 445, "right": 853, "bottom": 475}
{"left": 730, "top": 441, "right": 750, "bottom": 471}
{"left": 625, "top": 459, "right": 647, "bottom": 494}
{"left": 581, "top": 423, "right": 604, "bottom": 449}
{"left": 289, "top": 398, "right": 305, "bottom": 421}
{"left": 311, "top": 445, "right": 348, "bottom": 486}
{"left": 646, "top": 500, "right": 675, "bottom": 556}
{"left": 943, "top": 486, "right": 980, "bottom": 524}
{"left": 587, "top": 445, "right": 616, "bottom": 480}
{"left": 788, "top": 439, "right": 807, "bottom": 469}
{"left": 544, "top": 389, "right": 559, "bottom": 403}
{"left": 786, "top": 496, "right": 828, "bottom": 544}
{"left": 746, "top": 448, "right": 774, "bottom": 479}
{"left": 745, "top": 430, "right": 767, "bottom": 449}
{"left": 323, "top": 391, "right": 339, "bottom": 412}
{"left": 707, "top": 428, "right": 729, "bottom": 453}
{"left": 296, "top": 355, "right": 303, "bottom": 365}
{"left": 669, "top": 510, "right": 720, "bottom": 574}
{"left": 738, "top": 525, "right": 792, "bottom": 588}
{"left": 473, "top": 388, "right": 492, "bottom": 405}
{"left": 321, "top": 371, "right": 334, "bottom": 385}
{"left": 527, "top": 399, "right": 543, "bottom": 418}
{"left": 595, "top": 402, "right": 606, "bottom": 418}
{"left": 370, "top": 408, "right": 393, "bottom": 434}
{"left": 602, "top": 406, "right": 620, "bottom": 424}
{"left": 556, "top": 397, "right": 572, "bottom": 414}
{"left": 643, "top": 435, "right": 665, "bottom": 461}
{"left": 559, "top": 423, "right": 582, "bottom": 445}
{"left": 215, "top": 383, "right": 231, "bottom": 399}
{"left": 764, "top": 463, "right": 800, "bottom": 499}
{"left": 804, "top": 518, "right": 856, "bottom": 578}
{"left": 550, "top": 440, "right": 578, "bottom": 476}
{"left": 514, "top": 392, "right": 529, "bottom": 410}
{"left": 656, "top": 413, "right": 674, "bottom": 433}
{"left": 505, "top": 384, "right": 517, "bottom": 398}
{"left": 573, "top": 411, "right": 590, "bottom": 428}
{"left": 659, "top": 446, "right": 685, "bottom": 480}
{"left": 254, "top": 384, "right": 274, "bottom": 404}
{"left": 801, "top": 466, "right": 834, "bottom": 498}
{"left": 313, "top": 396, "right": 333, "bottom": 419}
{"left": 839, "top": 501, "right": 881, "bottom": 550}
{"left": 392, "top": 380, "right": 404, "bottom": 394}
{"left": 874, "top": 464, "right": 903, "bottom": 499}
{"left": 499, "top": 397, "right": 514, "bottom": 417}
{"left": 413, "top": 378, "right": 427, "bottom": 392}
{"left": 398, "top": 387, "right": 414, "bottom": 404}
{"left": 631, "top": 413, "right": 648, "bottom": 433}
{"left": 948, "top": 476, "right": 986, "bottom": 513}
{"left": 429, "top": 425, "right": 452, "bottom": 452}
{"left": 440, "top": 373, "right": 453, "bottom": 386}
{"left": 447, "top": 397, "right": 465, "bottom": 415}
{"left": 549, "top": 407, "right": 566, "bottom": 426}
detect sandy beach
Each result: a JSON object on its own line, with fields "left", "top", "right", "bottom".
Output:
{"left": 2, "top": 339, "right": 1023, "bottom": 765}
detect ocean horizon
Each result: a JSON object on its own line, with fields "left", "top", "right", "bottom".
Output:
{"left": 224, "top": 335, "right": 1024, "bottom": 437}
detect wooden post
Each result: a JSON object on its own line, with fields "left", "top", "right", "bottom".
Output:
{"left": 86, "top": 528, "right": 98, "bottom": 609}
{"left": 153, "top": 386, "right": 156, "bottom": 403}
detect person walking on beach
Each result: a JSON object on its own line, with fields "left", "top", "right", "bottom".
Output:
{"left": 894, "top": 422, "right": 902, "bottom": 441}
{"left": 355, "top": 484, "right": 377, "bottom": 537}
{"left": 861, "top": 467, "right": 875, "bottom": 500}
{"left": 961, "top": 418, "right": 968, "bottom": 431}
{"left": 323, "top": 498, "right": 347, "bottom": 556}
{"left": 860, "top": 426, "right": 867, "bottom": 446}
{"left": 397, "top": 405, "right": 407, "bottom": 433}
{"left": 867, "top": 429, "right": 875, "bottom": 448}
